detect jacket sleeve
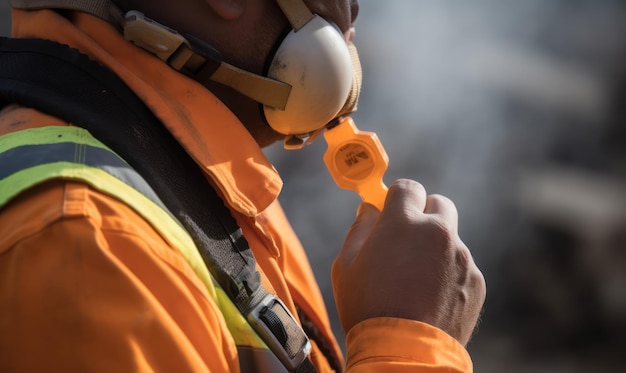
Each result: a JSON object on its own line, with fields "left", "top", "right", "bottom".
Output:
{"left": 0, "top": 181, "right": 238, "bottom": 373}
{"left": 345, "top": 318, "right": 473, "bottom": 372}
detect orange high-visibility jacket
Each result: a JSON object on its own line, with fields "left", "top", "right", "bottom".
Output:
{"left": 0, "top": 8, "right": 472, "bottom": 373}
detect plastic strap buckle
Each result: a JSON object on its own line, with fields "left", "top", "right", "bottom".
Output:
{"left": 247, "top": 295, "right": 312, "bottom": 372}
{"left": 123, "top": 10, "right": 221, "bottom": 74}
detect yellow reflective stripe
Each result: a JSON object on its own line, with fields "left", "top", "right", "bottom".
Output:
{"left": 0, "top": 162, "right": 215, "bottom": 297}
{"left": 0, "top": 134, "right": 267, "bottom": 348}
{"left": 0, "top": 126, "right": 110, "bottom": 153}
{"left": 216, "top": 290, "right": 266, "bottom": 347}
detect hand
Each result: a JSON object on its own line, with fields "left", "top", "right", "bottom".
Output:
{"left": 332, "top": 179, "right": 486, "bottom": 346}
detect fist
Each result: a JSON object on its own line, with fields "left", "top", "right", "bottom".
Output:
{"left": 332, "top": 179, "right": 486, "bottom": 346}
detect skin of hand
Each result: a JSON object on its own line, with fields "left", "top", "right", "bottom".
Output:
{"left": 332, "top": 179, "right": 486, "bottom": 346}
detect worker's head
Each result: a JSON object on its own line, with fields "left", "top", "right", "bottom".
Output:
{"left": 114, "top": 0, "right": 362, "bottom": 148}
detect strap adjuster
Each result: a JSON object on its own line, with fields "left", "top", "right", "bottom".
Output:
{"left": 123, "top": 11, "right": 188, "bottom": 63}
{"left": 247, "top": 295, "right": 312, "bottom": 372}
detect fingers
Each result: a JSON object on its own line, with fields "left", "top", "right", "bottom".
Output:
{"left": 424, "top": 194, "right": 459, "bottom": 232}
{"left": 384, "top": 180, "right": 459, "bottom": 231}
{"left": 383, "top": 179, "right": 427, "bottom": 215}
{"left": 334, "top": 203, "right": 380, "bottom": 269}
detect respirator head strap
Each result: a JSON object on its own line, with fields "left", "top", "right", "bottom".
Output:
{"left": 202, "top": 64, "right": 291, "bottom": 111}
{"left": 275, "top": 0, "right": 315, "bottom": 31}
{"left": 123, "top": 11, "right": 292, "bottom": 111}
{"left": 183, "top": 34, "right": 292, "bottom": 110}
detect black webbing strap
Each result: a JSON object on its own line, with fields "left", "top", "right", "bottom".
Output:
{"left": 0, "top": 37, "right": 315, "bottom": 373}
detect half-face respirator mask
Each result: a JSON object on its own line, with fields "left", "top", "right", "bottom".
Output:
{"left": 261, "top": 0, "right": 363, "bottom": 148}
{"left": 121, "top": 0, "right": 363, "bottom": 149}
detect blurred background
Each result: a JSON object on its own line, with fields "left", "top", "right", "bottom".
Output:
{"left": 2, "top": 0, "right": 625, "bottom": 371}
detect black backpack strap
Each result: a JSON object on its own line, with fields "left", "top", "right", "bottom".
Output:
{"left": 0, "top": 37, "right": 316, "bottom": 373}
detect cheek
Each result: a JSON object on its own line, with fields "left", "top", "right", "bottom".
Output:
{"left": 232, "top": 7, "right": 288, "bottom": 74}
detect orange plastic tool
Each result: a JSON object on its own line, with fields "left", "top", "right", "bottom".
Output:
{"left": 323, "top": 116, "right": 389, "bottom": 211}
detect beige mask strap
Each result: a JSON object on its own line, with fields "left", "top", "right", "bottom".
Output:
{"left": 275, "top": 0, "right": 315, "bottom": 31}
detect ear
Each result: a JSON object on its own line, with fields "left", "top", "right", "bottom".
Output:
{"left": 204, "top": 0, "right": 246, "bottom": 20}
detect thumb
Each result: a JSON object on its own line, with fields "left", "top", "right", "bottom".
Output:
{"left": 335, "top": 203, "right": 380, "bottom": 268}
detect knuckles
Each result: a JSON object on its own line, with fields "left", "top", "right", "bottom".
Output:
{"left": 413, "top": 215, "right": 457, "bottom": 250}
{"left": 428, "top": 193, "right": 456, "bottom": 210}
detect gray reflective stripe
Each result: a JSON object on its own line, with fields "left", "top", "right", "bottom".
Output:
{"left": 0, "top": 142, "right": 170, "bottom": 214}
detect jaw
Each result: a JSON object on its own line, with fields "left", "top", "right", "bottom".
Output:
{"left": 203, "top": 80, "right": 285, "bottom": 148}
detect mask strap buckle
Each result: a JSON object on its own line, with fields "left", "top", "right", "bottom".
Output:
{"left": 122, "top": 11, "right": 292, "bottom": 110}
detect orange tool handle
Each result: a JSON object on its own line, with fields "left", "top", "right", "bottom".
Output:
{"left": 323, "top": 117, "right": 389, "bottom": 211}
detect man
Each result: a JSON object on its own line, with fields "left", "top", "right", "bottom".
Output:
{"left": 0, "top": 0, "right": 486, "bottom": 372}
